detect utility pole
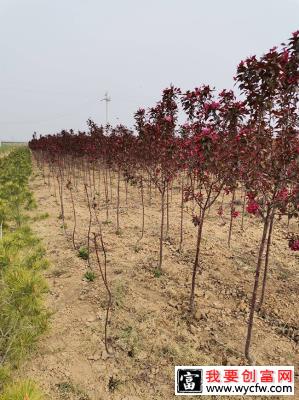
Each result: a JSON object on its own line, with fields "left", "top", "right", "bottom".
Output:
{"left": 101, "top": 92, "right": 111, "bottom": 125}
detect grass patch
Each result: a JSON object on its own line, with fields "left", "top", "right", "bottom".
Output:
{"left": 0, "top": 380, "right": 43, "bottom": 400}
{"left": 153, "top": 267, "right": 163, "bottom": 278}
{"left": 113, "top": 281, "right": 126, "bottom": 307}
{"left": 84, "top": 270, "right": 96, "bottom": 282}
{"left": 118, "top": 325, "right": 140, "bottom": 357}
{"left": 32, "top": 212, "right": 49, "bottom": 222}
{"left": 0, "top": 149, "right": 47, "bottom": 397}
{"left": 0, "top": 227, "right": 49, "bottom": 368}
{"left": 56, "top": 381, "right": 90, "bottom": 399}
{"left": 78, "top": 246, "right": 89, "bottom": 260}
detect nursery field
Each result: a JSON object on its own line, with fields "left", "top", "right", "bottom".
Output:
{"left": 1, "top": 31, "right": 298, "bottom": 400}
{"left": 13, "top": 163, "right": 298, "bottom": 399}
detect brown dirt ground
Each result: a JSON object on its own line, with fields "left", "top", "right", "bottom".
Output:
{"left": 18, "top": 164, "right": 298, "bottom": 400}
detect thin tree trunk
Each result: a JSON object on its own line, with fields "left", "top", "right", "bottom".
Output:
{"left": 93, "top": 233, "right": 112, "bottom": 355}
{"left": 69, "top": 186, "right": 77, "bottom": 250}
{"left": 245, "top": 207, "right": 271, "bottom": 362}
{"left": 158, "top": 187, "right": 165, "bottom": 270}
{"left": 88, "top": 168, "right": 93, "bottom": 199}
{"left": 189, "top": 209, "right": 205, "bottom": 313}
{"left": 228, "top": 189, "right": 236, "bottom": 247}
{"left": 256, "top": 211, "right": 275, "bottom": 311}
{"left": 166, "top": 181, "right": 170, "bottom": 238}
{"left": 92, "top": 163, "right": 96, "bottom": 194}
{"left": 52, "top": 168, "right": 57, "bottom": 199}
{"left": 109, "top": 168, "right": 113, "bottom": 203}
{"left": 98, "top": 167, "right": 101, "bottom": 200}
{"left": 241, "top": 189, "right": 246, "bottom": 231}
{"left": 179, "top": 174, "right": 184, "bottom": 251}
{"left": 138, "top": 177, "right": 145, "bottom": 242}
{"left": 116, "top": 168, "right": 120, "bottom": 232}
{"left": 149, "top": 173, "right": 152, "bottom": 205}
{"left": 104, "top": 168, "right": 109, "bottom": 221}
{"left": 84, "top": 184, "right": 92, "bottom": 269}
{"left": 125, "top": 178, "right": 128, "bottom": 206}
{"left": 57, "top": 169, "right": 66, "bottom": 235}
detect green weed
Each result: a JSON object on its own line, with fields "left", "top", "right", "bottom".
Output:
{"left": 0, "top": 380, "right": 43, "bottom": 400}
{"left": 78, "top": 246, "right": 89, "bottom": 260}
{"left": 84, "top": 270, "right": 96, "bottom": 282}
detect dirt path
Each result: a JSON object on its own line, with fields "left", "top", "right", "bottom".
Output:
{"left": 18, "top": 166, "right": 298, "bottom": 399}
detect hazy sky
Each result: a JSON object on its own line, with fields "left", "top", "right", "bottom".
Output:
{"left": 0, "top": 0, "right": 298, "bottom": 141}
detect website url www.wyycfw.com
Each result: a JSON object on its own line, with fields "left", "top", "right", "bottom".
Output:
{"left": 206, "top": 384, "right": 293, "bottom": 395}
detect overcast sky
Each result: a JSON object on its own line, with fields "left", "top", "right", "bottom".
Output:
{"left": 0, "top": 0, "right": 298, "bottom": 141}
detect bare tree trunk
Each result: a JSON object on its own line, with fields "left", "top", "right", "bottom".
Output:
{"left": 138, "top": 177, "right": 145, "bottom": 242}
{"left": 93, "top": 233, "right": 112, "bottom": 355}
{"left": 109, "top": 168, "right": 113, "bottom": 203}
{"left": 256, "top": 211, "right": 275, "bottom": 311}
{"left": 158, "top": 187, "right": 166, "bottom": 270}
{"left": 57, "top": 167, "right": 66, "bottom": 235}
{"left": 166, "top": 181, "right": 170, "bottom": 238}
{"left": 84, "top": 184, "right": 92, "bottom": 269}
{"left": 88, "top": 167, "right": 93, "bottom": 199}
{"left": 228, "top": 189, "right": 236, "bottom": 247}
{"left": 189, "top": 209, "right": 205, "bottom": 313}
{"left": 98, "top": 166, "right": 101, "bottom": 201}
{"left": 179, "top": 174, "right": 184, "bottom": 251}
{"left": 149, "top": 173, "right": 152, "bottom": 205}
{"left": 241, "top": 190, "right": 246, "bottom": 231}
{"left": 245, "top": 207, "right": 271, "bottom": 362}
{"left": 125, "top": 178, "right": 128, "bottom": 206}
{"left": 92, "top": 163, "right": 96, "bottom": 194}
{"left": 104, "top": 168, "right": 109, "bottom": 222}
{"left": 116, "top": 168, "right": 121, "bottom": 232}
{"left": 69, "top": 185, "right": 77, "bottom": 250}
{"left": 52, "top": 167, "right": 57, "bottom": 199}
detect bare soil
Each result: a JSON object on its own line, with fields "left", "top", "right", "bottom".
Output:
{"left": 18, "top": 165, "right": 298, "bottom": 399}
